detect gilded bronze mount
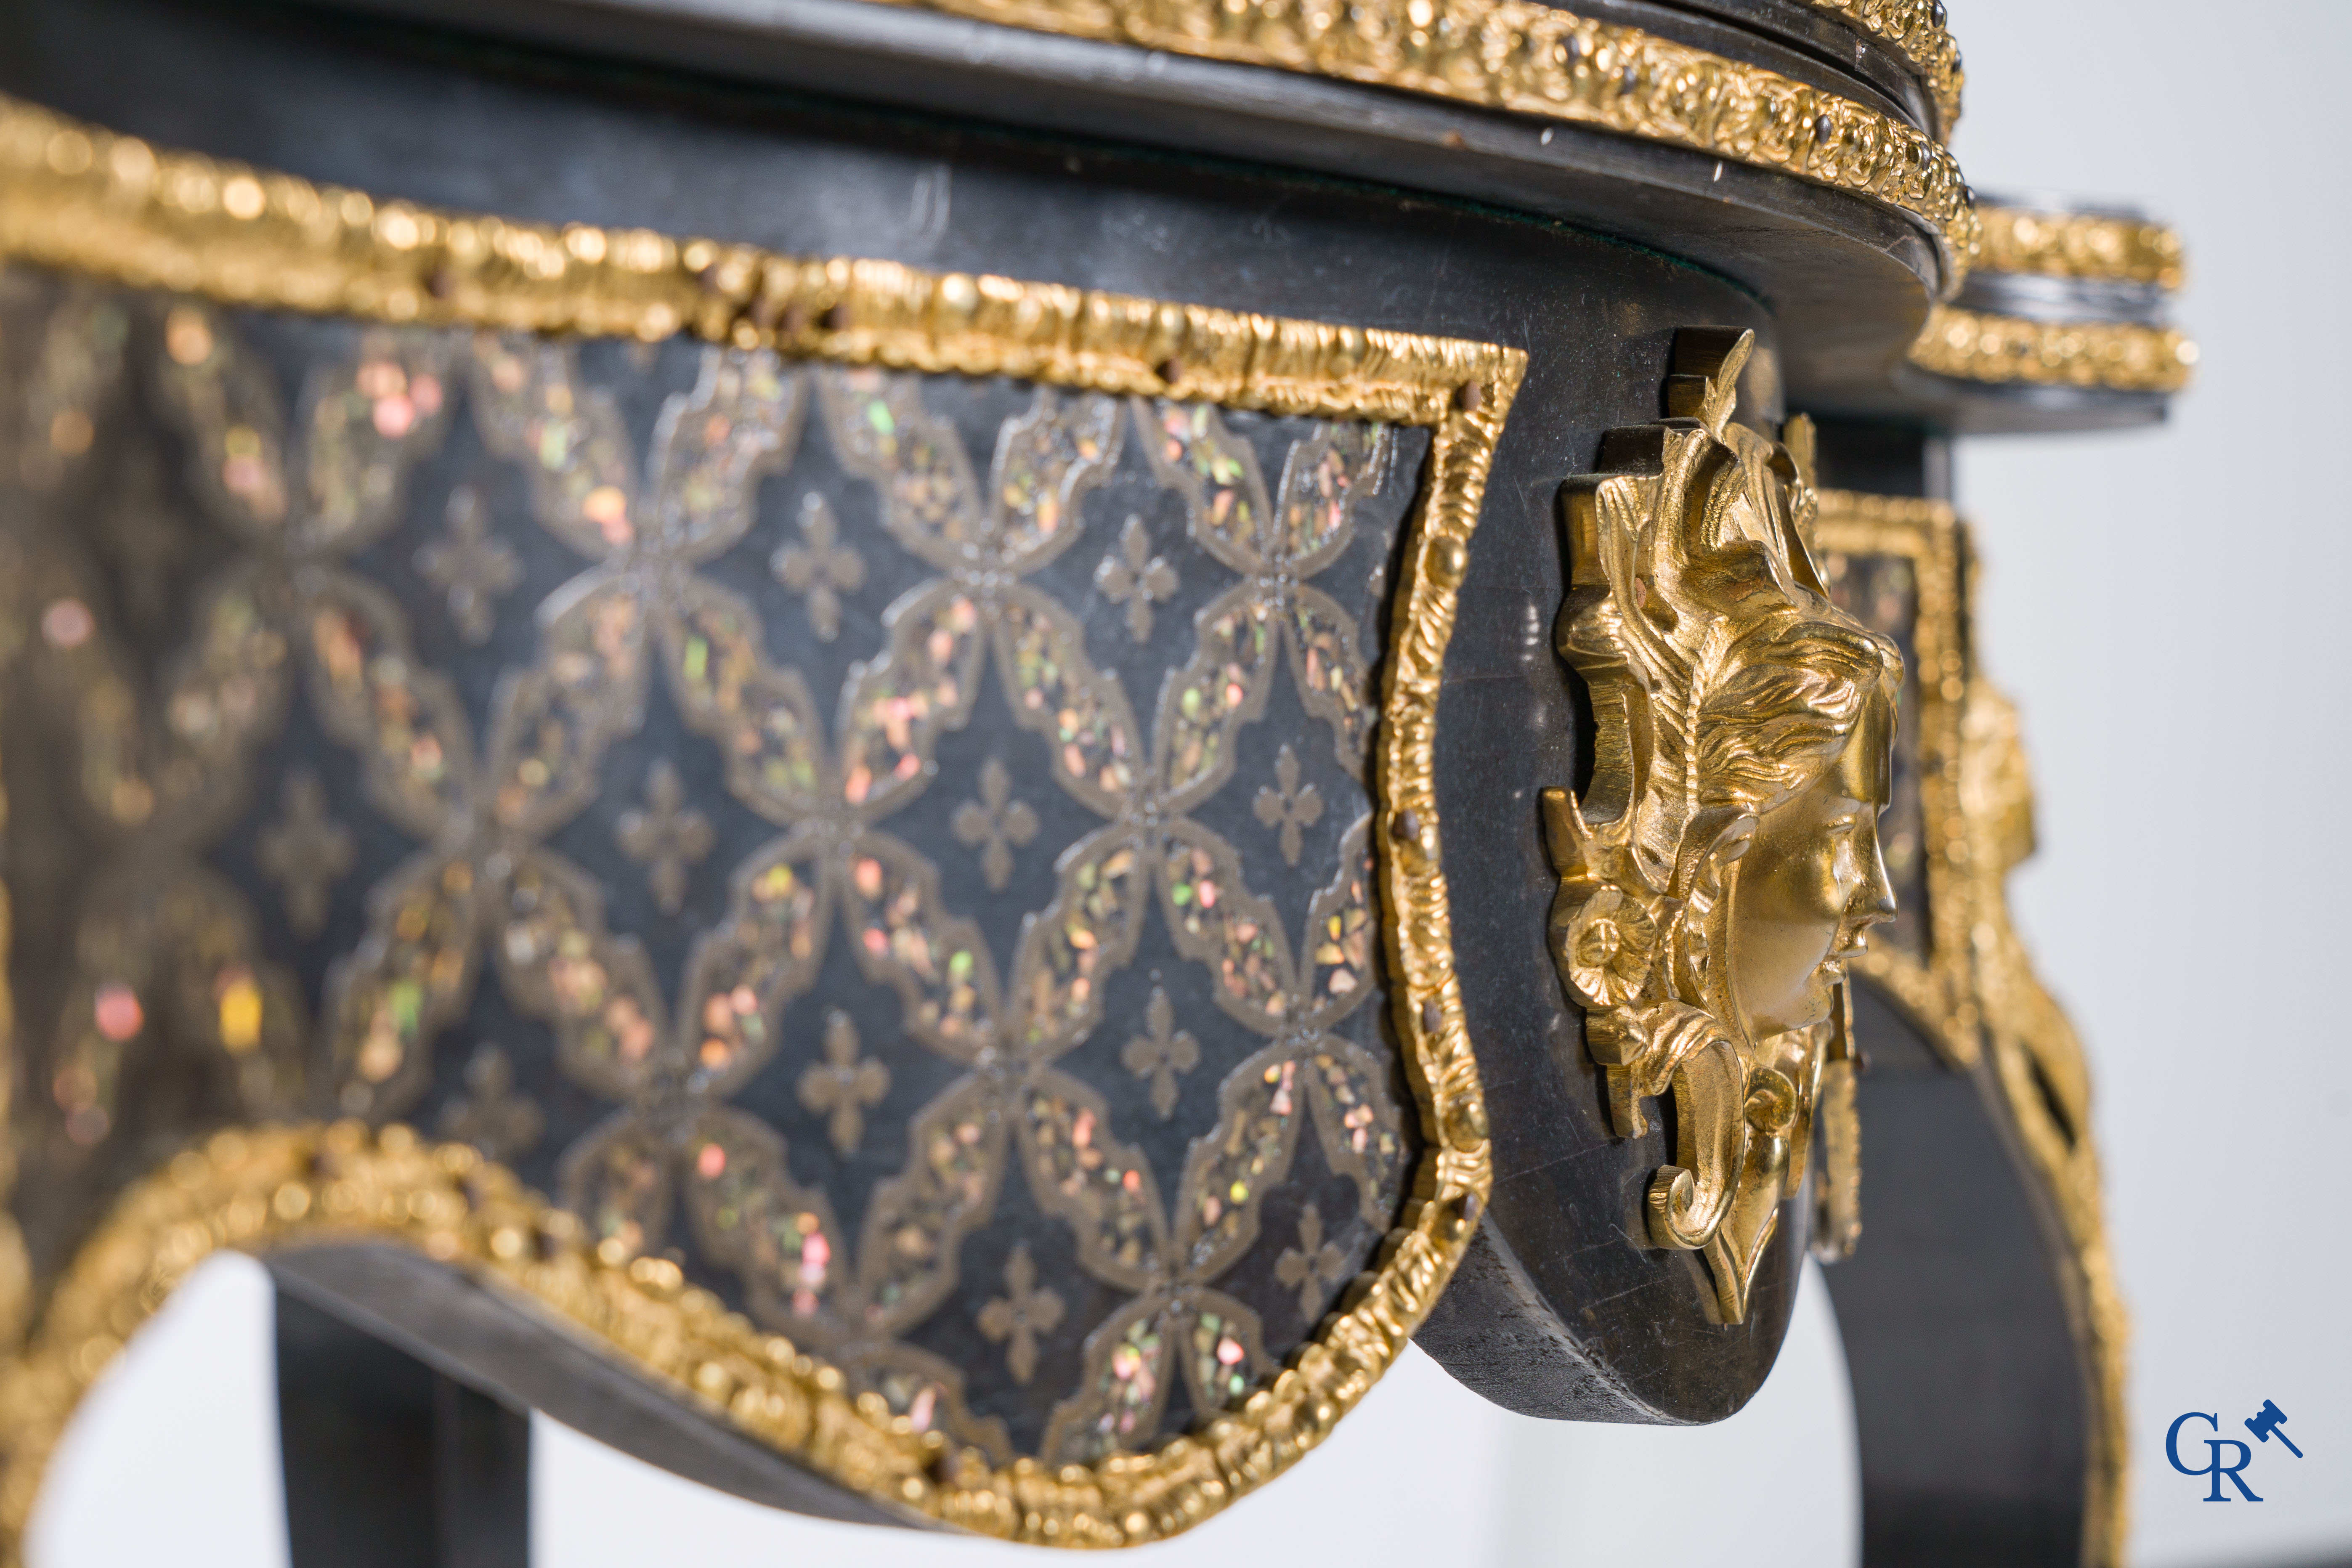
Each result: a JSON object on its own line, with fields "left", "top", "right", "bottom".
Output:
{"left": 0, "top": 92, "right": 1522, "bottom": 1553}
{"left": 1543, "top": 331, "right": 1898, "bottom": 1323}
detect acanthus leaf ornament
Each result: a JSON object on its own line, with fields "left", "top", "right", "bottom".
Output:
{"left": 1544, "top": 328, "right": 1903, "bottom": 1323}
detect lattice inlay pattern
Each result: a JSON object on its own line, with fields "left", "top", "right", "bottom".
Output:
{"left": 0, "top": 268, "right": 1423, "bottom": 1463}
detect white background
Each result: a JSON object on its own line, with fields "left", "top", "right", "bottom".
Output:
{"left": 26, "top": 1, "right": 2352, "bottom": 1564}
{"left": 27, "top": 1256, "right": 1860, "bottom": 1568}
{"left": 1951, "top": 1, "right": 2351, "bottom": 1563}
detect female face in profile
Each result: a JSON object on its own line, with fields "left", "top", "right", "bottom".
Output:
{"left": 1726, "top": 696, "right": 1896, "bottom": 1043}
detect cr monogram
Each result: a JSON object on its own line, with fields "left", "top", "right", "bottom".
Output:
{"left": 2168, "top": 1403, "right": 2309, "bottom": 1501}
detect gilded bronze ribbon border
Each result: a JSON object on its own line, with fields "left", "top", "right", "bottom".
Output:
{"left": 1979, "top": 205, "right": 2183, "bottom": 290}
{"left": 0, "top": 93, "right": 1521, "bottom": 1552}
{"left": 1904, "top": 207, "right": 2193, "bottom": 394}
{"left": 857, "top": 0, "right": 1979, "bottom": 286}
{"left": 1909, "top": 305, "right": 2196, "bottom": 395}
{"left": 1812, "top": 490, "right": 1975, "bottom": 1067}
{"left": 1800, "top": 0, "right": 1962, "bottom": 136}
{"left": 1811, "top": 488, "right": 2129, "bottom": 1567}
{"left": 1956, "top": 545, "right": 2129, "bottom": 1568}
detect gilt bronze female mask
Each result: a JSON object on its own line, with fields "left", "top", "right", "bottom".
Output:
{"left": 0, "top": 0, "right": 2171, "bottom": 1556}
{"left": 1545, "top": 330, "right": 1900, "bottom": 1323}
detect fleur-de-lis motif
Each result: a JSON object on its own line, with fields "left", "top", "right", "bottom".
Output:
{"left": 1094, "top": 514, "right": 1179, "bottom": 642}
{"left": 616, "top": 760, "right": 714, "bottom": 916}
{"left": 977, "top": 1244, "right": 1065, "bottom": 1385}
{"left": 414, "top": 486, "right": 523, "bottom": 644}
{"left": 951, "top": 756, "right": 1039, "bottom": 892}
{"left": 437, "top": 1043, "right": 544, "bottom": 1162}
{"left": 1253, "top": 744, "right": 1324, "bottom": 867}
{"left": 1274, "top": 1204, "right": 1349, "bottom": 1321}
{"left": 771, "top": 491, "right": 866, "bottom": 642}
{"left": 12, "top": 299, "right": 1434, "bottom": 1471}
{"left": 256, "top": 769, "right": 355, "bottom": 937}
{"left": 796, "top": 1009, "right": 891, "bottom": 1154}
{"left": 1120, "top": 988, "right": 1200, "bottom": 1120}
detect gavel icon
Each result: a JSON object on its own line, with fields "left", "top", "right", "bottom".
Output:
{"left": 2246, "top": 1400, "right": 2304, "bottom": 1458}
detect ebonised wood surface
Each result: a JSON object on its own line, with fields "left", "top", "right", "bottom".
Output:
{"left": 277, "top": 1287, "right": 534, "bottom": 1568}
{"left": 1813, "top": 419, "right": 2097, "bottom": 1568}
{"left": 0, "top": 0, "right": 2041, "bottom": 1542}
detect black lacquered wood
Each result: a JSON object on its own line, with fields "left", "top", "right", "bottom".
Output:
{"left": 1809, "top": 420, "right": 2100, "bottom": 1568}
{"left": 1812, "top": 417, "right": 1953, "bottom": 501}
{"left": 1836, "top": 194, "right": 2182, "bottom": 436}
{"left": 1664, "top": 0, "right": 1948, "bottom": 135}
{"left": 0, "top": 0, "right": 2032, "bottom": 1530}
{"left": 277, "top": 1287, "right": 533, "bottom": 1568}
{"left": 0, "top": 0, "right": 1826, "bottom": 1457}
{"left": 10, "top": 0, "right": 1946, "bottom": 404}
{"left": 1826, "top": 990, "right": 2090, "bottom": 1567}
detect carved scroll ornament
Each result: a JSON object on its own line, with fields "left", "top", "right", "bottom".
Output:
{"left": 1545, "top": 330, "right": 1902, "bottom": 1322}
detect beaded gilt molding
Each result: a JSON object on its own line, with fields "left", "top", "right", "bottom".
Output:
{"left": 1960, "top": 675, "right": 2129, "bottom": 1567}
{"left": 1812, "top": 491, "right": 2128, "bottom": 1564}
{"left": 1908, "top": 206, "right": 2193, "bottom": 394}
{"left": 1801, "top": 0, "right": 1963, "bottom": 137}
{"left": 1811, "top": 490, "right": 1975, "bottom": 1067}
{"left": 1908, "top": 306, "right": 2197, "bottom": 395}
{"left": 0, "top": 95, "right": 1521, "bottom": 1552}
{"left": 1979, "top": 204, "right": 2183, "bottom": 290}
{"left": 863, "top": 0, "right": 1978, "bottom": 286}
